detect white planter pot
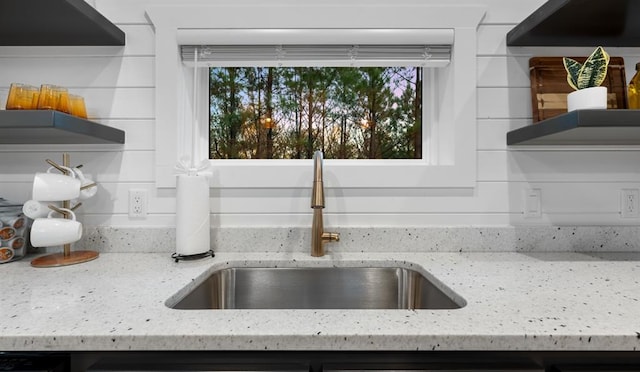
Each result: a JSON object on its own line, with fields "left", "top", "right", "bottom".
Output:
{"left": 567, "top": 86, "right": 608, "bottom": 112}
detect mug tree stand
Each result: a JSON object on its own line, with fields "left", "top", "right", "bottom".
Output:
{"left": 31, "top": 153, "right": 99, "bottom": 268}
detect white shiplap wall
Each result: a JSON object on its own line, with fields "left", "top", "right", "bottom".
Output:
{"left": 1, "top": 0, "right": 640, "bottom": 228}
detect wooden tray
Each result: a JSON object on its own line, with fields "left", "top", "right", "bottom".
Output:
{"left": 529, "top": 57, "right": 628, "bottom": 123}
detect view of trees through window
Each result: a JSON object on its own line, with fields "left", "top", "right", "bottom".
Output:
{"left": 209, "top": 67, "right": 423, "bottom": 159}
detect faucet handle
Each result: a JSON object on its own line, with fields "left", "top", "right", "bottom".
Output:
{"left": 311, "top": 150, "right": 324, "bottom": 208}
{"left": 322, "top": 232, "right": 340, "bottom": 243}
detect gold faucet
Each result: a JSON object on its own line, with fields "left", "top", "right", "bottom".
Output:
{"left": 311, "top": 150, "right": 339, "bottom": 257}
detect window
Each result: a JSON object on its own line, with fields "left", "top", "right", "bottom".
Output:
{"left": 207, "top": 66, "right": 423, "bottom": 160}
{"left": 185, "top": 41, "right": 450, "bottom": 161}
{"left": 147, "top": 2, "right": 485, "bottom": 189}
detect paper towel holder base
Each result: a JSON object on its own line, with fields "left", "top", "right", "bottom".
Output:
{"left": 171, "top": 249, "right": 214, "bottom": 263}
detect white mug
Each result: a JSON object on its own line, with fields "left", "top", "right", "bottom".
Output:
{"left": 73, "top": 167, "right": 97, "bottom": 200}
{"left": 32, "top": 166, "right": 81, "bottom": 201}
{"left": 22, "top": 200, "right": 52, "bottom": 219}
{"left": 30, "top": 208, "right": 83, "bottom": 247}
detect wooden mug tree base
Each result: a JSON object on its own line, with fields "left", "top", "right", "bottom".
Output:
{"left": 31, "top": 250, "right": 99, "bottom": 268}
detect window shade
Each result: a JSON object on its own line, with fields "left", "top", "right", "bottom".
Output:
{"left": 181, "top": 44, "right": 450, "bottom": 67}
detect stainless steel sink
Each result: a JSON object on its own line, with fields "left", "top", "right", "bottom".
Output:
{"left": 168, "top": 267, "right": 465, "bottom": 310}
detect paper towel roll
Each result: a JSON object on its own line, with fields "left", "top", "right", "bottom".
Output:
{"left": 176, "top": 174, "right": 210, "bottom": 256}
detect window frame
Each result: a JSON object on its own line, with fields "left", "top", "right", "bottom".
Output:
{"left": 147, "top": 2, "right": 486, "bottom": 189}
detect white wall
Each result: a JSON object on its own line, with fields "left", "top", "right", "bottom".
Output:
{"left": 1, "top": 0, "right": 640, "bottom": 228}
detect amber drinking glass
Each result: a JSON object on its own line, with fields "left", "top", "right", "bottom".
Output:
{"left": 37, "top": 84, "right": 71, "bottom": 113}
{"left": 6, "top": 83, "right": 39, "bottom": 110}
{"left": 56, "top": 89, "right": 71, "bottom": 114}
{"left": 37, "top": 84, "right": 58, "bottom": 110}
{"left": 69, "top": 94, "right": 87, "bottom": 118}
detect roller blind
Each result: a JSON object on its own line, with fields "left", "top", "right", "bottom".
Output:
{"left": 181, "top": 44, "right": 450, "bottom": 67}
{"left": 178, "top": 29, "right": 454, "bottom": 68}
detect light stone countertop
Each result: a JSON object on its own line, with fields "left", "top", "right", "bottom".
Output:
{"left": 1, "top": 250, "right": 640, "bottom": 352}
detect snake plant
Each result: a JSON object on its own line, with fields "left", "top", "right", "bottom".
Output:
{"left": 563, "top": 46, "right": 610, "bottom": 90}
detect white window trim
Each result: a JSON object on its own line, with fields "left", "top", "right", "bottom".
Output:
{"left": 146, "top": 2, "right": 485, "bottom": 189}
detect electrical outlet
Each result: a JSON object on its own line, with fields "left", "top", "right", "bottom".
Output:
{"left": 620, "top": 189, "right": 639, "bottom": 218}
{"left": 524, "top": 188, "right": 541, "bottom": 218}
{"left": 129, "top": 189, "right": 148, "bottom": 218}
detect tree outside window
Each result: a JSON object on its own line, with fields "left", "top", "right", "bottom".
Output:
{"left": 209, "top": 67, "right": 423, "bottom": 160}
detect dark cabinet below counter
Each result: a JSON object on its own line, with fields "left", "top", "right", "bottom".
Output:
{"left": 0, "top": 352, "right": 68, "bottom": 371}
{"left": 2, "top": 351, "right": 636, "bottom": 372}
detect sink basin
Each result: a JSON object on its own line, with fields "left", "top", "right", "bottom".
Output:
{"left": 168, "top": 267, "right": 465, "bottom": 310}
